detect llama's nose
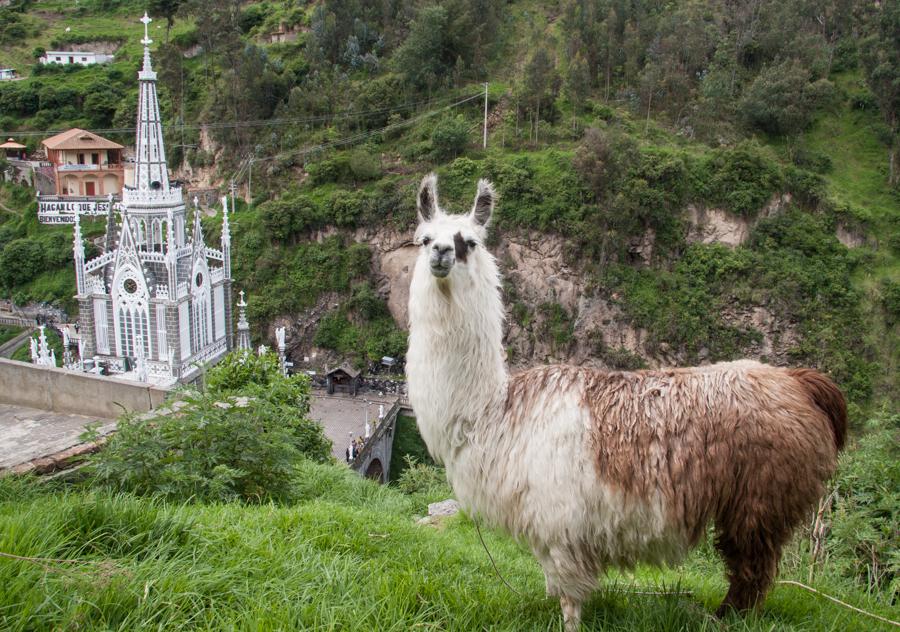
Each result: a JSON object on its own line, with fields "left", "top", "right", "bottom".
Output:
{"left": 433, "top": 243, "right": 453, "bottom": 257}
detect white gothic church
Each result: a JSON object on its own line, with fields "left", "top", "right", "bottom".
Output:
{"left": 72, "top": 14, "right": 233, "bottom": 384}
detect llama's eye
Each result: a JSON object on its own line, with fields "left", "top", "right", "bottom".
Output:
{"left": 421, "top": 237, "right": 432, "bottom": 247}
{"left": 466, "top": 239, "right": 477, "bottom": 249}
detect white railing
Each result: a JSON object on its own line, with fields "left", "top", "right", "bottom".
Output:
{"left": 85, "top": 276, "right": 106, "bottom": 294}
{"left": 85, "top": 252, "right": 114, "bottom": 272}
{"left": 121, "top": 186, "right": 183, "bottom": 207}
{"left": 210, "top": 267, "right": 225, "bottom": 284}
{"left": 181, "top": 339, "right": 227, "bottom": 373}
{"left": 140, "top": 252, "right": 166, "bottom": 263}
{"left": 176, "top": 281, "right": 189, "bottom": 299}
{"left": 155, "top": 285, "right": 170, "bottom": 299}
{"left": 205, "top": 247, "right": 223, "bottom": 261}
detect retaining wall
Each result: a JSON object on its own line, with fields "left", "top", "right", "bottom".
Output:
{"left": 0, "top": 358, "right": 168, "bottom": 419}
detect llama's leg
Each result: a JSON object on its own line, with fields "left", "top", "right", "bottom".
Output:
{"left": 714, "top": 528, "right": 787, "bottom": 616}
{"left": 560, "top": 595, "right": 583, "bottom": 631}
{"left": 536, "top": 544, "right": 595, "bottom": 631}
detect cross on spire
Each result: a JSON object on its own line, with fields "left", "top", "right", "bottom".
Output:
{"left": 140, "top": 13, "right": 153, "bottom": 47}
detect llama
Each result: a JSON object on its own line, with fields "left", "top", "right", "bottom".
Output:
{"left": 405, "top": 173, "right": 847, "bottom": 630}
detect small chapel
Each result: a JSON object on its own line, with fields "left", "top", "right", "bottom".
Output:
{"left": 72, "top": 14, "right": 233, "bottom": 384}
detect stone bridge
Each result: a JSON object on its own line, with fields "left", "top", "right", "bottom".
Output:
{"left": 348, "top": 399, "right": 402, "bottom": 484}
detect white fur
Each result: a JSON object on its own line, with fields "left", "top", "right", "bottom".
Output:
{"left": 406, "top": 176, "right": 686, "bottom": 628}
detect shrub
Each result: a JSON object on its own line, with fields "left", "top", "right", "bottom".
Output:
{"left": 828, "top": 411, "right": 899, "bottom": 596}
{"left": 881, "top": 279, "right": 900, "bottom": 327}
{"left": 88, "top": 352, "right": 331, "bottom": 503}
{"left": 704, "top": 142, "right": 782, "bottom": 216}
{"left": 396, "top": 456, "right": 448, "bottom": 496}
{"left": 348, "top": 149, "right": 381, "bottom": 181}
{"left": 430, "top": 115, "right": 470, "bottom": 160}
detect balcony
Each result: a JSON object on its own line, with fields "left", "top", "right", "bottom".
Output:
{"left": 57, "top": 162, "right": 123, "bottom": 172}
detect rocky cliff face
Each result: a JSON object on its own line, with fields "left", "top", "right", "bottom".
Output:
{"left": 281, "top": 197, "right": 849, "bottom": 371}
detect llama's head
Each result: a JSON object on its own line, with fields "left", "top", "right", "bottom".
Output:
{"left": 413, "top": 173, "right": 496, "bottom": 280}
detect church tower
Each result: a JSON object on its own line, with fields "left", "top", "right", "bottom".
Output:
{"left": 74, "top": 14, "right": 233, "bottom": 384}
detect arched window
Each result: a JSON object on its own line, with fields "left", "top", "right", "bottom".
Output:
{"left": 112, "top": 268, "right": 150, "bottom": 360}
{"left": 191, "top": 259, "right": 212, "bottom": 352}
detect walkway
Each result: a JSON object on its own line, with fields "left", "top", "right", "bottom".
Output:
{"left": 309, "top": 391, "right": 397, "bottom": 460}
{"left": 0, "top": 389, "right": 395, "bottom": 472}
{"left": 0, "top": 403, "right": 115, "bottom": 472}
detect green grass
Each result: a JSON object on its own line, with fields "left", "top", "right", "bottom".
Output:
{"left": 9, "top": 325, "right": 61, "bottom": 366}
{"left": 804, "top": 73, "right": 898, "bottom": 227}
{"left": 389, "top": 414, "right": 434, "bottom": 482}
{"left": 0, "top": 463, "right": 896, "bottom": 631}
{"left": 0, "top": 325, "right": 23, "bottom": 346}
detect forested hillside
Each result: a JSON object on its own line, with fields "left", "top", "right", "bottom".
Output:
{"left": 1, "top": 0, "right": 898, "bottom": 418}
{"left": 1, "top": 1, "right": 898, "bottom": 627}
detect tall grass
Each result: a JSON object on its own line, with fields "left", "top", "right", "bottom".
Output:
{"left": 1, "top": 461, "right": 896, "bottom": 631}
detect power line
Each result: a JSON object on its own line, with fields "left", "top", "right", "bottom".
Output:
{"left": 0, "top": 90, "right": 482, "bottom": 139}
{"left": 247, "top": 92, "right": 484, "bottom": 167}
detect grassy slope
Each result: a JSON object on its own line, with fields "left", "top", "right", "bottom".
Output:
{"left": 1, "top": 464, "right": 897, "bottom": 632}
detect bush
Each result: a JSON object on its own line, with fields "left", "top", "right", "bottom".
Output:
{"left": 881, "top": 279, "right": 900, "bottom": 327}
{"left": 88, "top": 352, "right": 332, "bottom": 503}
{"left": 829, "top": 411, "right": 899, "bottom": 596}
{"left": 348, "top": 149, "right": 381, "bottom": 181}
{"left": 704, "top": 142, "right": 782, "bottom": 216}
{"left": 396, "top": 456, "right": 448, "bottom": 496}
{"left": 430, "top": 115, "right": 470, "bottom": 160}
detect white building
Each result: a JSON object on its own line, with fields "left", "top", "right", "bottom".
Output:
{"left": 39, "top": 51, "right": 114, "bottom": 66}
{"left": 0, "top": 68, "right": 18, "bottom": 80}
{"left": 72, "top": 14, "right": 233, "bottom": 384}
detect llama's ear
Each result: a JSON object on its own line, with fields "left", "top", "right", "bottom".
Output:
{"left": 417, "top": 173, "right": 440, "bottom": 222}
{"left": 470, "top": 179, "right": 495, "bottom": 227}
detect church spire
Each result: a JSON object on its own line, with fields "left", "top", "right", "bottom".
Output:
{"left": 133, "top": 12, "right": 170, "bottom": 193}
{"left": 236, "top": 291, "right": 251, "bottom": 351}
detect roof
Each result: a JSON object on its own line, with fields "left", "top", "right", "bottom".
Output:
{"left": 41, "top": 128, "right": 123, "bottom": 151}
{"left": 326, "top": 364, "right": 361, "bottom": 379}
{"left": 0, "top": 138, "right": 26, "bottom": 149}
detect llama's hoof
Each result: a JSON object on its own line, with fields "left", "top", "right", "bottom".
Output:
{"left": 714, "top": 602, "right": 745, "bottom": 619}
{"left": 560, "top": 595, "right": 582, "bottom": 631}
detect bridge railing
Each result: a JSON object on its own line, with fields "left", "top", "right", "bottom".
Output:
{"left": 349, "top": 398, "right": 401, "bottom": 474}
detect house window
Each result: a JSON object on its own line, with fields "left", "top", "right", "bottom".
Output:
{"left": 55, "top": 57, "right": 61, "bottom": 61}
{"left": 82, "top": 57, "right": 87, "bottom": 62}
{"left": 78, "top": 153, "right": 85, "bottom": 164}
{"left": 91, "top": 153, "right": 98, "bottom": 164}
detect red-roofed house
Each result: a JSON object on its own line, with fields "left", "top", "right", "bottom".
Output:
{"left": 41, "top": 128, "right": 125, "bottom": 197}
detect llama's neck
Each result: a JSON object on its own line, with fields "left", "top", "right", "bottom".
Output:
{"left": 406, "top": 259, "right": 508, "bottom": 465}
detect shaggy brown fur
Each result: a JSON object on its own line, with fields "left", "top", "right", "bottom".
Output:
{"left": 504, "top": 362, "right": 847, "bottom": 615}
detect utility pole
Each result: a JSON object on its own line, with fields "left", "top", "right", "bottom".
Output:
{"left": 483, "top": 82, "right": 489, "bottom": 149}
{"left": 247, "top": 158, "right": 253, "bottom": 204}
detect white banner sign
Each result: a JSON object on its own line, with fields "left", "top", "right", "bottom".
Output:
{"left": 37, "top": 199, "right": 112, "bottom": 224}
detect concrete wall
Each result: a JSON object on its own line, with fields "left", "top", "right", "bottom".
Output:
{"left": 0, "top": 358, "right": 168, "bottom": 419}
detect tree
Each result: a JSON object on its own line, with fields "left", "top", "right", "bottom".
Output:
{"left": 394, "top": 5, "right": 451, "bottom": 91}
{"left": 738, "top": 59, "right": 833, "bottom": 137}
{"left": 860, "top": 1, "right": 900, "bottom": 184}
{"left": 563, "top": 51, "right": 590, "bottom": 128}
{"left": 148, "top": 0, "right": 183, "bottom": 42}
{"left": 521, "top": 48, "right": 556, "bottom": 143}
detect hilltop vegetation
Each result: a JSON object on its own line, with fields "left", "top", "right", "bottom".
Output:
{"left": 0, "top": 0, "right": 896, "bottom": 418}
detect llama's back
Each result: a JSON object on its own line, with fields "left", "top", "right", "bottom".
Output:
{"left": 501, "top": 361, "right": 843, "bottom": 559}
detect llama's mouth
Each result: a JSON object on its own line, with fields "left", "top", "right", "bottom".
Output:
{"left": 430, "top": 263, "right": 452, "bottom": 278}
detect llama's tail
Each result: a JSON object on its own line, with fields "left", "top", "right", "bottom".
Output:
{"left": 788, "top": 369, "right": 848, "bottom": 451}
